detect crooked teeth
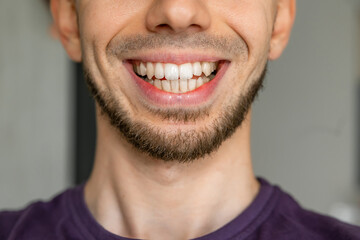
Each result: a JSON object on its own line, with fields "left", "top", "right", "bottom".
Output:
{"left": 134, "top": 61, "right": 218, "bottom": 81}
{"left": 193, "top": 62, "right": 202, "bottom": 76}
{"left": 147, "top": 77, "right": 209, "bottom": 93}
{"left": 201, "top": 62, "right": 211, "bottom": 77}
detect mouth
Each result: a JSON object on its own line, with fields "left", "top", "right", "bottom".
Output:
{"left": 124, "top": 57, "right": 230, "bottom": 106}
{"left": 131, "top": 61, "right": 219, "bottom": 93}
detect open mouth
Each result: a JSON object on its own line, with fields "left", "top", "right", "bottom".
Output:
{"left": 131, "top": 61, "right": 220, "bottom": 93}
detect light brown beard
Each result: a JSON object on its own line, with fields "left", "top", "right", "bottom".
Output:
{"left": 84, "top": 64, "right": 266, "bottom": 163}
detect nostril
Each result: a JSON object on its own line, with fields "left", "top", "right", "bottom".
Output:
{"left": 153, "top": 24, "right": 174, "bottom": 33}
{"left": 157, "top": 24, "right": 168, "bottom": 28}
{"left": 188, "top": 24, "right": 202, "bottom": 32}
{"left": 154, "top": 23, "right": 202, "bottom": 34}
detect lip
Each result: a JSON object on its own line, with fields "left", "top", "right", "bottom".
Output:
{"left": 123, "top": 59, "right": 230, "bottom": 107}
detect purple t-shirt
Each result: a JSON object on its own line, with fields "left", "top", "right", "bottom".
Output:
{"left": 1, "top": 178, "right": 360, "bottom": 240}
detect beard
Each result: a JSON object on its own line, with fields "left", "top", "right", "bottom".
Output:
{"left": 84, "top": 64, "right": 266, "bottom": 163}
{"left": 84, "top": 33, "right": 266, "bottom": 163}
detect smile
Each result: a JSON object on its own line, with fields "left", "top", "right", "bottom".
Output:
{"left": 132, "top": 61, "right": 218, "bottom": 93}
{"left": 124, "top": 57, "right": 229, "bottom": 106}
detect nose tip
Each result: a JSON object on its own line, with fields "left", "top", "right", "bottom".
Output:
{"left": 146, "top": 0, "right": 211, "bottom": 34}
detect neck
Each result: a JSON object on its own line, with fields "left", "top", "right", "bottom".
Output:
{"left": 85, "top": 109, "right": 259, "bottom": 240}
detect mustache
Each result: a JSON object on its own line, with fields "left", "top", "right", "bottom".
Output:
{"left": 106, "top": 33, "right": 248, "bottom": 58}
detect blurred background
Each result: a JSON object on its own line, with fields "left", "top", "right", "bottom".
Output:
{"left": 1, "top": 0, "right": 360, "bottom": 225}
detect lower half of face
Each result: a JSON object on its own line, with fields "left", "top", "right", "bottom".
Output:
{"left": 83, "top": 46, "right": 268, "bottom": 162}
{"left": 78, "top": 0, "right": 273, "bottom": 162}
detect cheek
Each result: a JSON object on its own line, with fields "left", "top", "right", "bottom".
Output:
{"left": 77, "top": 0, "right": 150, "bottom": 87}
{"left": 78, "top": 0, "right": 148, "bottom": 57}
{"left": 213, "top": 0, "right": 272, "bottom": 62}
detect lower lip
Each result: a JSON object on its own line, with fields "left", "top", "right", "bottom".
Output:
{"left": 124, "top": 61, "right": 230, "bottom": 107}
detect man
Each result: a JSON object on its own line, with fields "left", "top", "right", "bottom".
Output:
{"left": 1, "top": 0, "right": 360, "bottom": 239}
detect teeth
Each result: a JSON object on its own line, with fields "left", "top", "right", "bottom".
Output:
{"left": 188, "top": 78, "right": 196, "bottom": 91}
{"left": 171, "top": 80, "right": 179, "bottom": 93}
{"left": 201, "top": 62, "right": 211, "bottom": 77}
{"left": 164, "top": 63, "right": 179, "bottom": 81}
{"left": 139, "top": 62, "right": 147, "bottom": 76}
{"left": 162, "top": 80, "right": 171, "bottom": 92}
{"left": 154, "top": 79, "right": 162, "bottom": 90}
{"left": 150, "top": 77, "right": 210, "bottom": 93}
{"left": 146, "top": 62, "right": 154, "bottom": 79}
{"left": 136, "top": 65, "right": 141, "bottom": 75}
{"left": 134, "top": 61, "right": 219, "bottom": 93}
{"left": 196, "top": 77, "right": 204, "bottom": 88}
{"left": 193, "top": 62, "right": 202, "bottom": 76}
{"left": 210, "top": 62, "right": 216, "bottom": 73}
{"left": 179, "top": 63, "right": 193, "bottom": 80}
{"left": 134, "top": 61, "right": 218, "bottom": 80}
{"left": 180, "top": 79, "right": 188, "bottom": 93}
{"left": 155, "top": 63, "right": 164, "bottom": 79}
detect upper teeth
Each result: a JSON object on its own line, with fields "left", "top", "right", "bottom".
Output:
{"left": 133, "top": 61, "right": 218, "bottom": 81}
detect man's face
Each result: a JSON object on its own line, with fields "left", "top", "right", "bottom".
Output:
{"left": 56, "top": 0, "right": 294, "bottom": 162}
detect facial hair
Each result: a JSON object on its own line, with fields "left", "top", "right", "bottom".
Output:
{"left": 84, "top": 33, "right": 267, "bottom": 163}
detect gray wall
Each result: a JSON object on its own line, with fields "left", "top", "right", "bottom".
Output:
{"left": 252, "top": 0, "right": 359, "bottom": 220}
{"left": 0, "top": 0, "right": 72, "bottom": 209}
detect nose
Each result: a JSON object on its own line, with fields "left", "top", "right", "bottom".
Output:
{"left": 146, "top": 0, "right": 211, "bottom": 34}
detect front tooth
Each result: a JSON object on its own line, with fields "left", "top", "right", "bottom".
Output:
{"left": 193, "top": 62, "right": 202, "bottom": 76}
{"left": 203, "top": 76, "right": 210, "bottom": 83}
{"left": 188, "top": 79, "right": 196, "bottom": 91}
{"left": 164, "top": 63, "right": 179, "bottom": 81}
{"left": 196, "top": 77, "right": 204, "bottom": 88}
{"left": 162, "top": 80, "right": 171, "bottom": 92}
{"left": 202, "top": 62, "right": 211, "bottom": 76}
{"left": 180, "top": 79, "right": 188, "bottom": 93}
{"left": 179, "top": 63, "right": 193, "bottom": 80}
{"left": 140, "top": 62, "right": 147, "bottom": 76}
{"left": 147, "top": 62, "right": 154, "bottom": 79}
{"left": 155, "top": 63, "right": 164, "bottom": 79}
{"left": 154, "top": 79, "right": 162, "bottom": 90}
{"left": 171, "top": 80, "right": 179, "bottom": 93}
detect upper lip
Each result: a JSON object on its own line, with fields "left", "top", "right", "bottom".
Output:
{"left": 123, "top": 51, "right": 229, "bottom": 64}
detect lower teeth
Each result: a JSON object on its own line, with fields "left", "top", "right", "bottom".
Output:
{"left": 143, "top": 74, "right": 215, "bottom": 93}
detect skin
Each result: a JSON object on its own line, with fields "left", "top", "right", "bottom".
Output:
{"left": 50, "top": 0, "right": 296, "bottom": 239}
